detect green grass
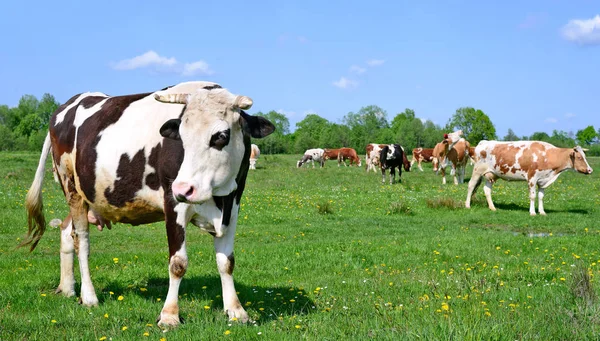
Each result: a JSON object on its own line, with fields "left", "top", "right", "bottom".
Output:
{"left": 1, "top": 152, "right": 600, "bottom": 340}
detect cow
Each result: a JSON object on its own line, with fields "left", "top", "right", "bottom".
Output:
{"left": 297, "top": 148, "right": 325, "bottom": 168}
{"left": 365, "top": 143, "right": 387, "bottom": 172}
{"left": 23, "top": 81, "right": 275, "bottom": 328}
{"left": 249, "top": 144, "right": 260, "bottom": 170}
{"left": 411, "top": 147, "right": 434, "bottom": 171}
{"left": 323, "top": 148, "right": 361, "bottom": 167}
{"left": 465, "top": 141, "right": 593, "bottom": 215}
{"left": 379, "top": 144, "right": 410, "bottom": 184}
{"left": 432, "top": 133, "right": 471, "bottom": 185}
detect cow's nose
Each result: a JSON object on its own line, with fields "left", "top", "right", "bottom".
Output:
{"left": 172, "top": 182, "right": 196, "bottom": 202}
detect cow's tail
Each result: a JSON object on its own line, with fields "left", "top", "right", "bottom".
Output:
{"left": 22, "top": 132, "right": 52, "bottom": 251}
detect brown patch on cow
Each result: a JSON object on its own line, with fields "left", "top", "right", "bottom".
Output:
{"left": 492, "top": 144, "right": 521, "bottom": 174}
{"left": 104, "top": 149, "right": 147, "bottom": 207}
{"left": 145, "top": 144, "right": 162, "bottom": 190}
{"left": 50, "top": 99, "right": 80, "bottom": 157}
{"left": 161, "top": 303, "right": 179, "bottom": 317}
{"left": 226, "top": 253, "right": 235, "bottom": 275}
{"left": 80, "top": 96, "right": 106, "bottom": 109}
{"left": 74, "top": 92, "right": 152, "bottom": 202}
{"left": 479, "top": 150, "right": 487, "bottom": 159}
{"left": 169, "top": 255, "right": 188, "bottom": 278}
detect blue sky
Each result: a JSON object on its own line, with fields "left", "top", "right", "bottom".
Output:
{"left": 1, "top": 1, "right": 598, "bottom": 138}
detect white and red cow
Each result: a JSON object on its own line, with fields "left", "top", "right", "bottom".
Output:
{"left": 297, "top": 148, "right": 325, "bottom": 168}
{"left": 379, "top": 144, "right": 411, "bottom": 184}
{"left": 465, "top": 141, "right": 593, "bottom": 215}
{"left": 323, "top": 148, "right": 361, "bottom": 167}
{"left": 411, "top": 147, "right": 435, "bottom": 172}
{"left": 432, "top": 131, "right": 471, "bottom": 185}
{"left": 249, "top": 144, "right": 260, "bottom": 170}
{"left": 365, "top": 143, "right": 386, "bottom": 172}
{"left": 23, "top": 81, "right": 275, "bottom": 328}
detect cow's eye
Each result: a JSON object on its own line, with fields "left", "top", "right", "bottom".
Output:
{"left": 210, "top": 129, "right": 230, "bottom": 150}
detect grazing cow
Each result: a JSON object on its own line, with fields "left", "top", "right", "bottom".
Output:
{"left": 323, "top": 148, "right": 361, "bottom": 167}
{"left": 432, "top": 136, "right": 471, "bottom": 185}
{"left": 297, "top": 148, "right": 325, "bottom": 168}
{"left": 249, "top": 144, "right": 260, "bottom": 170}
{"left": 365, "top": 143, "right": 386, "bottom": 172}
{"left": 411, "top": 147, "right": 434, "bottom": 171}
{"left": 379, "top": 144, "right": 410, "bottom": 184}
{"left": 23, "top": 81, "right": 275, "bottom": 328}
{"left": 465, "top": 141, "right": 593, "bottom": 215}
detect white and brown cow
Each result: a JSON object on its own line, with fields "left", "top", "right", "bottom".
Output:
{"left": 23, "top": 81, "right": 275, "bottom": 328}
{"left": 365, "top": 143, "right": 387, "bottom": 172}
{"left": 465, "top": 141, "right": 593, "bottom": 215}
{"left": 297, "top": 148, "right": 325, "bottom": 168}
{"left": 323, "top": 148, "right": 361, "bottom": 167}
{"left": 411, "top": 147, "right": 434, "bottom": 172}
{"left": 249, "top": 144, "right": 260, "bottom": 170}
{"left": 432, "top": 132, "right": 471, "bottom": 185}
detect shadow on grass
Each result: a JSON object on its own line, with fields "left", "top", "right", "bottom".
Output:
{"left": 494, "top": 202, "right": 590, "bottom": 215}
{"left": 101, "top": 275, "right": 316, "bottom": 324}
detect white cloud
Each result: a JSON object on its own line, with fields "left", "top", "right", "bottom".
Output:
{"left": 545, "top": 117, "right": 558, "bottom": 123}
{"left": 561, "top": 15, "right": 600, "bottom": 45}
{"left": 332, "top": 77, "right": 358, "bottom": 89}
{"left": 182, "top": 61, "right": 213, "bottom": 76}
{"left": 565, "top": 112, "right": 576, "bottom": 118}
{"left": 366, "top": 59, "right": 385, "bottom": 66}
{"left": 112, "top": 50, "right": 176, "bottom": 70}
{"left": 111, "top": 50, "right": 213, "bottom": 76}
{"left": 277, "top": 109, "right": 297, "bottom": 118}
{"left": 349, "top": 65, "right": 366, "bottom": 74}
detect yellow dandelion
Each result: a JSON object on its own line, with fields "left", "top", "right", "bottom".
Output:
{"left": 140, "top": 288, "right": 147, "bottom": 292}
{"left": 122, "top": 326, "right": 128, "bottom": 331}
{"left": 560, "top": 277, "right": 566, "bottom": 281}
{"left": 143, "top": 332, "right": 150, "bottom": 336}
{"left": 109, "top": 291, "right": 114, "bottom": 295}
{"left": 146, "top": 323, "right": 153, "bottom": 327}
{"left": 99, "top": 337, "right": 107, "bottom": 341}
{"left": 41, "top": 293, "right": 47, "bottom": 297}
{"left": 51, "top": 319, "right": 57, "bottom": 323}
{"left": 224, "top": 330, "right": 231, "bottom": 335}
{"left": 484, "top": 311, "right": 491, "bottom": 317}
{"left": 295, "top": 325, "right": 301, "bottom": 329}
{"left": 104, "top": 313, "right": 109, "bottom": 318}
{"left": 160, "top": 338, "right": 166, "bottom": 341}
{"left": 204, "top": 305, "right": 210, "bottom": 310}
{"left": 117, "top": 295, "right": 124, "bottom": 301}
{"left": 289, "top": 299, "right": 295, "bottom": 303}
{"left": 157, "top": 298, "right": 162, "bottom": 301}
{"left": 231, "top": 317, "right": 238, "bottom": 322}
{"left": 259, "top": 307, "right": 265, "bottom": 311}
{"left": 441, "top": 302, "right": 449, "bottom": 311}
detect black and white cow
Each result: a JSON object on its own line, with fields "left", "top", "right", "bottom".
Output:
{"left": 297, "top": 148, "right": 325, "bottom": 168}
{"left": 23, "top": 81, "right": 275, "bottom": 328}
{"left": 379, "top": 144, "right": 410, "bottom": 184}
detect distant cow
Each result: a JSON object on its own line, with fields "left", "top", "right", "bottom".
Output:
{"left": 365, "top": 143, "right": 386, "bottom": 172}
{"left": 249, "top": 144, "right": 260, "bottom": 170}
{"left": 323, "top": 148, "right": 361, "bottom": 167}
{"left": 297, "top": 148, "right": 325, "bottom": 168}
{"left": 379, "top": 144, "right": 410, "bottom": 184}
{"left": 432, "top": 133, "right": 471, "bottom": 185}
{"left": 465, "top": 141, "right": 593, "bottom": 215}
{"left": 23, "top": 81, "right": 275, "bottom": 328}
{"left": 411, "top": 147, "right": 434, "bottom": 171}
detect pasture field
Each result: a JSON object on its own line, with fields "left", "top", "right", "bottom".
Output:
{"left": 0, "top": 151, "right": 599, "bottom": 340}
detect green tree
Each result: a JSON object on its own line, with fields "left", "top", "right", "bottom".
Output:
{"left": 548, "top": 130, "right": 575, "bottom": 147}
{"left": 293, "top": 114, "right": 329, "bottom": 152}
{"left": 576, "top": 125, "right": 597, "bottom": 146}
{"left": 530, "top": 132, "right": 550, "bottom": 141}
{"left": 254, "top": 110, "right": 291, "bottom": 154}
{"left": 503, "top": 128, "right": 519, "bottom": 141}
{"left": 343, "top": 105, "right": 388, "bottom": 150}
{"left": 446, "top": 107, "right": 496, "bottom": 145}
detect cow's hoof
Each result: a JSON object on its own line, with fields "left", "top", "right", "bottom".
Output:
{"left": 465, "top": 203, "right": 471, "bottom": 209}
{"left": 78, "top": 296, "right": 99, "bottom": 307}
{"left": 157, "top": 313, "right": 181, "bottom": 329}
{"left": 530, "top": 212, "right": 537, "bottom": 216}
{"left": 539, "top": 211, "right": 546, "bottom": 216}
{"left": 55, "top": 285, "right": 75, "bottom": 297}
{"left": 490, "top": 207, "right": 497, "bottom": 212}
{"left": 226, "top": 308, "right": 250, "bottom": 323}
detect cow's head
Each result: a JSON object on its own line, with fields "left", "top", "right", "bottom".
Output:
{"left": 385, "top": 145, "right": 398, "bottom": 160}
{"left": 155, "top": 88, "right": 275, "bottom": 204}
{"left": 571, "top": 146, "right": 593, "bottom": 175}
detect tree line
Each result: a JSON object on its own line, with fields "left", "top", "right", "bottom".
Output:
{"left": 1, "top": 94, "right": 599, "bottom": 156}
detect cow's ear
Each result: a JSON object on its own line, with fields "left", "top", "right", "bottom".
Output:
{"left": 160, "top": 119, "right": 181, "bottom": 140}
{"left": 239, "top": 111, "right": 276, "bottom": 138}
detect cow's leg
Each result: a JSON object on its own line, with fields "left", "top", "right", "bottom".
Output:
{"left": 56, "top": 214, "right": 75, "bottom": 296}
{"left": 538, "top": 187, "right": 546, "bottom": 215}
{"left": 214, "top": 207, "right": 248, "bottom": 322}
{"left": 452, "top": 164, "right": 459, "bottom": 185}
{"left": 158, "top": 203, "right": 190, "bottom": 328}
{"left": 441, "top": 167, "right": 447, "bottom": 185}
{"left": 528, "top": 181, "right": 537, "bottom": 216}
{"left": 465, "top": 168, "right": 483, "bottom": 208}
{"left": 389, "top": 167, "right": 395, "bottom": 184}
{"left": 71, "top": 200, "right": 98, "bottom": 306}
{"left": 483, "top": 178, "right": 496, "bottom": 211}
{"left": 418, "top": 159, "right": 424, "bottom": 172}
{"left": 381, "top": 168, "right": 386, "bottom": 184}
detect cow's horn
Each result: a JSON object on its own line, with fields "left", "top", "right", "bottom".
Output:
{"left": 154, "top": 93, "right": 189, "bottom": 104}
{"left": 234, "top": 96, "right": 253, "bottom": 110}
